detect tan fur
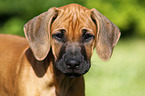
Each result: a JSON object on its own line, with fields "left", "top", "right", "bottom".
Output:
{"left": 0, "top": 4, "right": 120, "bottom": 96}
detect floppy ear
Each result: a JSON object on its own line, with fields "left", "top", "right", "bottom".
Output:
{"left": 24, "top": 7, "right": 57, "bottom": 61}
{"left": 91, "top": 8, "right": 121, "bottom": 61}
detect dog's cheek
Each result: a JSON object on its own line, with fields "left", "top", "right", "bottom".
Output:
{"left": 51, "top": 42, "right": 62, "bottom": 60}
{"left": 84, "top": 44, "right": 94, "bottom": 60}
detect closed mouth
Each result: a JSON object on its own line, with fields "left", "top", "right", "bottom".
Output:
{"left": 64, "top": 72, "right": 81, "bottom": 78}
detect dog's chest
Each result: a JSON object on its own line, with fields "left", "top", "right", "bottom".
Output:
{"left": 39, "top": 86, "right": 56, "bottom": 96}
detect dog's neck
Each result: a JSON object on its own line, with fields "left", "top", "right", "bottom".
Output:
{"left": 53, "top": 73, "right": 76, "bottom": 96}
{"left": 52, "top": 69, "right": 84, "bottom": 96}
{"left": 47, "top": 51, "right": 84, "bottom": 96}
{"left": 46, "top": 51, "right": 74, "bottom": 95}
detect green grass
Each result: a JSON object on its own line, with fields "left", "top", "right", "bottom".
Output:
{"left": 85, "top": 38, "right": 145, "bottom": 96}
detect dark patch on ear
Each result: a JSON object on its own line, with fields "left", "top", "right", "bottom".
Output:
{"left": 91, "top": 15, "right": 97, "bottom": 25}
{"left": 51, "top": 11, "right": 58, "bottom": 25}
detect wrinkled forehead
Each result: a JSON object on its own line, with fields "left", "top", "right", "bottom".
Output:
{"left": 51, "top": 4, "right": 96, "bottom": 32}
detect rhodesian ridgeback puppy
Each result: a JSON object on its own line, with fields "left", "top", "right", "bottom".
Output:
{"left": 0, "top": 4, "right": 120, "bottom": 96}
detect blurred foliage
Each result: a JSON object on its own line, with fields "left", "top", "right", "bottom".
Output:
{"left": 86, "top": 0, "right": 145, "bottom": 37}
{"left": 86, "top": 38, "right": 145, "bottom": 96}
{"left": 0, "top": 0, "right": 85, "bottom": 36}
{"left": 0, "top": 0, "right": 145, "bottom": 37}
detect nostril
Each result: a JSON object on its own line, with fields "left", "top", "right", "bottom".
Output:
{"left": 66, "top": 59, "right": 80, "bottom": 69}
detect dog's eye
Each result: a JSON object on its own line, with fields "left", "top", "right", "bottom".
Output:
{"left": 82, "top": 29, "right": 95, "bottom": 42}
{"left": 52, "top": 29, "right": 65, "bottom": 41}
{"left": 52, "top": 33, "right": 64, "bottom": 41}
{"left": 56, "top": 33, "right": 63, "bottom": 39}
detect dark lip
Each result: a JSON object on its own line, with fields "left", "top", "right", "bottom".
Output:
{"left": 64, "top": 72, "right": 82, "bottom": 78}
{"left": 55, "top": 65, "right": 82, "bottom": 78}
{"left": 55, "top": 64, "right": 91, "bottom": 78}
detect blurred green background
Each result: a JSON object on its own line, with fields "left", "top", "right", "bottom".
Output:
{"left": 0, "top": 0, "right": 145, "bottom": 96}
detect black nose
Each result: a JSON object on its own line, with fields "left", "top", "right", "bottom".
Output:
{"left": 66, "top": 59, "right": 80, "bottom": 69}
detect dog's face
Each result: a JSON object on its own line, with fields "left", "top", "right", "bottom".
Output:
{"left": 24, "top": 4, "right": 120, "bottom": 78}
{"left": 51, "top": 6, "right": 96, "bottom": 78}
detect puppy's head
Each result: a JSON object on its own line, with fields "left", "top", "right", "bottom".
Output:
{"left": 24, "top": 4, "right": 120, "bottom": 78}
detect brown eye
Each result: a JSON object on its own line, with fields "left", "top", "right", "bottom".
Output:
{"left": 55, "top": 33, "right": 64, "bottom": 40}
{"left": 52, "top": 29, "right": 66, "bottom": 42}
{"left": 82, "top": 29, "right": 95, "bottom": 42}
{"left": 84, "top": 33, "right": 93, "bottom": 40}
